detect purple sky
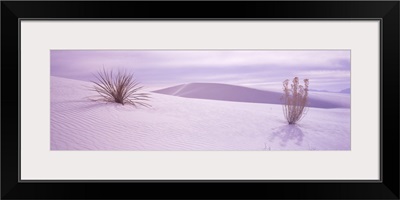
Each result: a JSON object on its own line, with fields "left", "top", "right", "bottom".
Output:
{"left": 51, "top": 50, "right": 350, "bottom": 91}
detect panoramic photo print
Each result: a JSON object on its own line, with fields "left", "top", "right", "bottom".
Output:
{"left": 51, "top": 50, "right": 351, "bottom": 151}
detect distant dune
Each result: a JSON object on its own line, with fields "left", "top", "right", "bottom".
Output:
{"left": 340, "top": 88, "right": 351, "bottom": 94}
{"left": 308, "top": 89, "right": 331, "bottom": 93}
{"left": 153, "top": 83, "right": 350, "bottom": 109}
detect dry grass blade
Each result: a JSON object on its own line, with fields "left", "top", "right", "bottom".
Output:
{"left": 89, "top": 68, "right": 151, "bottom": 108}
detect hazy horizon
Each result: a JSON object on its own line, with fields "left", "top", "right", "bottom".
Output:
{"left": 51, "top": 50, "right": 351, "bottom": 92}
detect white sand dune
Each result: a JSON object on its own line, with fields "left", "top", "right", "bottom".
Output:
{"left": 51, "top": 76, "right": 350, "bottom": 151}
{"left": 153, "top": 83, "right": 350, "bottom": 108}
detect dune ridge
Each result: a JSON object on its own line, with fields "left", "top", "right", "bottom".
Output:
{"left": 153, "top": 83, "right": 350, "bottom": 108}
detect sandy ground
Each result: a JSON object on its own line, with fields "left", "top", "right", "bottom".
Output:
{"left": 51, "top": 76, "right": 351, "bottom": 151}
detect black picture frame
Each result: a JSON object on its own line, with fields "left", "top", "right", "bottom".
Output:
{"left": 2, "top": 1, "right": 399, "bottom": 199}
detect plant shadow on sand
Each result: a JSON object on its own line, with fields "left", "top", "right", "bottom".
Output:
{"left": 268, "top": 125, "right": 304, "bottom": 147}
{"left": 51, "top": 100, "right": 112, "bottom": 112}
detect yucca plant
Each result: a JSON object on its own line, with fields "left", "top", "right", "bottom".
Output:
{"left": 281, "top": 77, "right": 309, "bottom": 124}
{"left": 89, "top": 68, "right": 151, "bottom": 108}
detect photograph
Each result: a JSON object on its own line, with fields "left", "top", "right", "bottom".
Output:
{"left": 50, "top": 50, "right": 351, "bottom": 151}
{"left": 3, "top": 0, "right": 398, "bottom": 199}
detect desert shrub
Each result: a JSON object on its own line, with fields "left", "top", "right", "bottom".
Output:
{"left": 89, "top": 68, "right": 151, "bottom": 108}
{"left": 281, "top": 77, "right": 309, "bottom": 124}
